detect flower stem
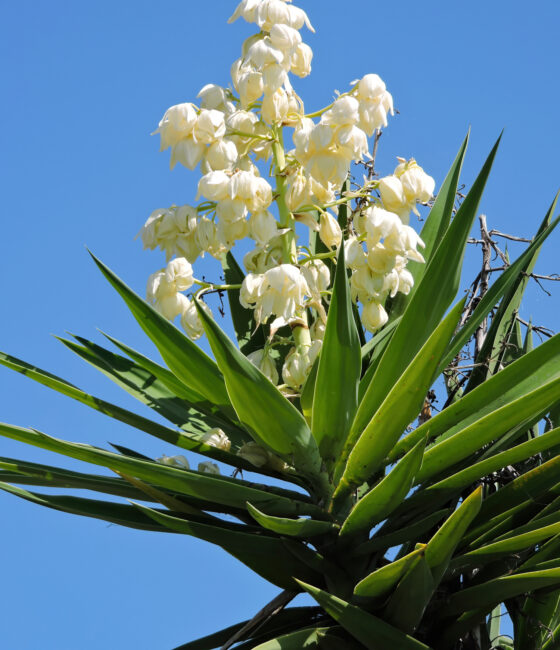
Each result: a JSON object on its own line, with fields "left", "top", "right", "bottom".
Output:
{"left": 271, "top": 127, "right": 296, "bottom": 264}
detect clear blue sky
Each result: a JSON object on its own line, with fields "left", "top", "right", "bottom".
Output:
{"left": 1, "top": 1, "right": 559, "bottom": 648}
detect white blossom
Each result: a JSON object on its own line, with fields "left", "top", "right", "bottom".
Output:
{"left": 198, "top": 461, "right": 220, "bottom": 475}
{"left": 247, "top": 348, "right": 279, "bottom": 385}
{"left": 319, "top": 211, "right": 342, "bottom": 249}
{"left": 157, "top": 454, "right": 190, "bottom": 469}
{"left": 362, "top": 300, "right": 389, "bottom": 332}
{"left": 282, "top": 340, "right": 322, "bottom": 390}
{"left": 153, "top": 103, "right": 198, "bottom": 150}
{"left": 249, "top": 210, "right": 278, "bottom": 247}
{"left": 193, "top": 109, "right": 226, "bottom": 144}
{"left": 201, "top": 428, "right": 231, "bottom": 451}
{"left": 180, "top": 298, "right": 212, "bottom": 340}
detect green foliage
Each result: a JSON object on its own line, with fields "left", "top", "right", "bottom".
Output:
{"left": 1, "top": 138, "right": 560, "bottom": 649}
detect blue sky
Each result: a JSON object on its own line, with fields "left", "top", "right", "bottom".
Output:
{"left": 1, "top": 0, "right": 559, "bottom": 648}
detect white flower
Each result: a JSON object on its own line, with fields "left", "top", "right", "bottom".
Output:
{"left": 321, "top": 96, "right": 360, "bottom": 127}
{"left": 164, "top": 257, "right": 194, "bottom": 291}
{"left": 197, "top": 170, "right": 231, "bottom": 202}
{"left": 137, "top": 205, "right": 200, "bottom": 262}
{"left": 240, "top": 272, "right": 267, "bottom": 308}
{"left": 170, "top": 136, "right": 206, "bottom": 170}
{"left": 193, "top": 109, "right": 226, "bottom": 144}
{"left": 228, "top": 0, "right": 261, "bottom": 24}
{"left": 350, "top": 266, "right": 385, "bottom": 302}
{"left": 364, "top": 206, "right": 402, "bottom": 246}
{"left": 195, "top": 216, "right": 224, "bottom": 258}
{"left": 301, "top": 259, "right": 330, "bottom": 298}
{"left": 246, "top": 37, "right": 284, "bottom": 68}
{"left": 310, "top": 318, "right": 326, "bottom": 341}
{"left": 397, "top": 268, "right": 414, "bottom": 295}
{"left": 356, "top": 74, "right": 387, "bottom": 101}
{"left": 146, "top": 267, "right": 190, "bottom": 320}
{"left": 153, "top": 103, "right": 198, "bottom": 150}
{"left": 345, "top": 236, "right": 368, "bottom": 269}
{"left": 197, "top": 84, "right": 235, "bottom": 114}
{"left": 237, "top": 441, "right": 270, "bottom": 467}
{"left": 362, "top": 300, "right": 389, "bottom": 333}
{"left": 255, "top": 0, "right": 314, "bottom": 32}
{"left": 336, "top": 125, "right": 369, "bottom": 161}
{"left": 180, "top": 298, "right": 212, "bottom": 340}
{"left": 384, "top": 224, "right": 426, "bottom": 263}
{"left": 157, "top": 454, "right": 190, "bottom": 469}
{"left": 290, "top": 42, "right": 313, "bottom": 77}
{"left": 282, "top": 340, "right": 322, "bottom": 390}
{"left": 377, "top": 175, "right": 410, "bottom": 219}
{"left": 286, "top": 170, "right": 312, "bottom": 212}
{"left": 319, "top": 211, "right": 342, "bottom": 249}
{"left": 367, "top": 243, "right": 400, "bottom": 274}
{"left": 269, "top": 24, "right": 302, "bottom": 52}
{"left": 397, "top": 160, "right": 436, "bottom": 204}
{"left": 247, "top": 348, "right": 279, "bottom": 385}
{"left": 216, "top": 198, "right": 248, "bottom": 223}
{"left": 249, "top": 210, "right": 277, "bottom": 247}
{"left": 198, "top": 461, "right": 220, "bottom": 475}
{"left": 204, "top": 138, "right": 238, "bottom": 171}
{"left": 261, "top": 88, "right": 290, "bottom": 125}
{"left": 201, "top": 428, "right": 231, "bottom": 451}
{"left": 236, "top": 66, "right": 265, "bottom": 107}
{"left": 229, "top": 170, "right": 273, "bottom": 212}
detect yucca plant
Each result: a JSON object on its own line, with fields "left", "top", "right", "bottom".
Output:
{"left": 2, "top": 2, "right": 560, "bottom": 648}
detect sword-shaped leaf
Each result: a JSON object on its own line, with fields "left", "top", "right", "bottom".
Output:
{"left": 246, "top": 503, "right": 336, "bottom": 538}
{"left": 298, "top": 580, "right": 432, "bottom": 650}
{"left": 340, "top": 438, "right": 425, "bottom": 538}
{"left": 0, "top": 423, "right": 323, "bottom": 518}
{"left": 416, "top": 378, "right": 560, "bottom": 484}
{"left": 135, "top": 504, "right": 322, "bottom": 590}
{"left": 0, "top": 350, "right": 249, "bottom": 468}
{"left": 389, "top": 332, "right": 560, "bottom": 464}
{"left": 89, "top": 252, "right": 232, "bottom": 411}
{"left": 195, "top": 301, "right": 324, "bottom": 483}
{"left": 336, "top": 299, "right": 463, "bottom": 494}
{"left": 0, "top": 481, "right": 171, "bottom": 533}
{"left": 311, "top": 244, "right": 361, "bottom": 471}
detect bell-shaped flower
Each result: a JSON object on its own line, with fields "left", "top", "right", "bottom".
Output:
{"left": 237, "top": 441, "right": 270, "bottom": 467}
{"left": 290, "top": 42, "right": 313, "bottom": 77}
{"left": 377, "top": 175, "right": 410, "bottom": 219}
{"left": 204, "top": 138, "right": 238, "bottom": 171}
{"left": 322, "top": 96, "right": 360, "bottom": 127}
{"left": 319, "top": 211, "right": 342, "bottom": 249}
{"left": 385, "top": 224, "right": 425, "bottom": 262}
{"left": 228, "top": 0, "right": 260, "bottom": 24}
{"left": 216, "top": 198, "right": 248, "bottom": 224}
{"left": 269, "top": 23, "right": 302, "bottom": 52}
{"left": 157, "top": 454, "right": 190, "bottom": 469}
{"left": 261, "top": 88, "right": 290, "bottom": 125}
{"left": 201, "top": 428, "right": 231, "bottom": 451}
{"left": 170, "top": 136, "right": 205, "bottom": 170}
{"left": 345, "top": 236, "right": 368, "bottom": 269}
{"left": 350, "top": 266, "right": 385, "bottom": 302}
{"left": 362, "top": 300, "right": 389, "bottom": 332}
{"left": 336, "top": 124, "right": 370, "bottom": 162}
{"left": 197, "top": 170, "right": 231, "bottom": 202}
{"left": 217, "top": 217, "right": 249, "bottom": 250}
{"left": 282, "top": 340, "right": 322, "bottom": 390}
{"left": 153, "top": 103, "right": 198, "bottom": 150}
{"left": 356, "top": 74, "right": 387, "bottom": 101}
{"left": 364, "top": 206, "right": 402, "bottom": 246}
{"left": 259, "top": 264, "right": 310, "bottom": 322}
{"left": 236, "top": 67, "right": 264, "bottom": 107}
{"left": 197, "top": 461, "right": 220, "bottom": 475}
{"left": 249, "top": 210, "right": 277, "bottom": 247}
{"left": 397, "top": 268, "right": 414, "bottom": 295}
{"left": 310, "top": 317, "right": 326, "bottom": 341}
{"left": 180, "top": 298, "right": 211, "bottom": 340}
{"left": 286, "top": 170, "right": 312, "bottom": 212}
{"left": 164, "top": 257, "right": 194, "bottom": 291}
{"left": 247, "top": 348, "right": 279, "bottom": 385}
{"left": 246, "top": 36, "right": 284, "bottom": 69}
{"left": 240, "top": 273, "right": 267, "bottom": 309}
{"left": 367, "top": 243, "right": 400, "bottom": 275}
{"left": 301, "top": 259, "right": 330, "bottom": 298}
{"left": 192, "top": 109, "right": 226, "bottom": 144}
{"left": 197, "top": 84, "right": 235, "bottom": 114}
{"left": 398, "top": 160, "right": 436, "bottom": 205}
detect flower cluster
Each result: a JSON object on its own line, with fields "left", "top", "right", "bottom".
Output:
{"left": 137, "top": 0, "right": 435, "bottom": 397}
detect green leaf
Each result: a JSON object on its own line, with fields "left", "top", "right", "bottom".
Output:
{"left": 389, "top": 332, "right": 560, "bottom": 464}
{"left": 0, "top": 423, "right": 323, "bottom": 518}
{"left": 424, "top": 486, "right": 482, "bottom": 583}
{"left": 251, "top": 627, "right": 347, "bottom": 650}
{"left": 59, "top": 334, "right": 246, "bottom": 445}
{"left": 0, "top": 481, "right": 171, "bottom": 532}
{"left": 340, "top": 438, "right": 425, "bottom": 538}
{"left": 415, "top": 379, "right": 560, "bottom": 484}
{"left": 348, "top": 137, "right": 501, "bottom": 443}
{"left": 135, "top": 504, "right": 322, "bottom": 590}
{"left": 195, "top": 300, "right": 324, "bottom": 483}
{"left": 440, "top": 569, "right": 560, "bottom": 618}
{"left": 297, "top": 580, "right": 432, "bottom": 650}
{"left": 221, "top": 251, "right": 266, "bottom": 355}
{"left": 311, "top": 244, "right": 361, "bottom": 471}
{"left": 352, "top": 509, "right": 449, "bottom": 556}
{"left": 0, "top": 349, "right": 252, "bottom": 470}
{"left": 89, "top": 252, "right": 231, "bottom": 411}
{"left": 383, "top": 555, "right": 435, "bottom": 635}
{"left": 337, "top": 299, "right": 463, "bottom": 493}
{"left": 246, "top": 503, "right": 336, "bottom": 538}
{"left": 353, "top": 545, "right": 426, "bottom": 600}
{"left": 409, "top": 426, "right": 560, "bottom": 510}
{"left": 388, "top": 131, "right": 470, "bottom": 318}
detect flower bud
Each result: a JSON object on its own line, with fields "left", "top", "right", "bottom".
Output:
{"left": 249, "top": 210, "right": 277, "bottom": 247}
{"left": 247, "top": 348, "right": 279, "bottom": 385}
{"left": 319, "top": 211, "right": 342, "bottom": 249}
{"left": 362, "top": 300, "right": 389, "bottom": 333}
{"left": 301, "top": 260, "right": 330, "bottom": 297}
{"left": 345, "top": 236, "right": 367, "bottom": 269}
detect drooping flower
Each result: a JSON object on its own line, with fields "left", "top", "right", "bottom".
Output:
{"left": 200, "top": 428, "right": 231, "bottom": 451}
